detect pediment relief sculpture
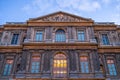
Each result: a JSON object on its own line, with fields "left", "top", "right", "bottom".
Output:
{"left": 39, "top": 14, "right": 84, "bottom": 22}
{"left": 28, "top": 11, "right": 93, "bottom": 22}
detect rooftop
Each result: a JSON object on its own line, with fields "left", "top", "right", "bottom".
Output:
{"left": 95, "top": 22, "right": 115, "bottom": 25}
{"left": 6, "top": 22, "right": 26, "bottom": 25}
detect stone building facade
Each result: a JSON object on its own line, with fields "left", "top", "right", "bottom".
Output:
{"left": 0, "top": 11, "right": 120, "bottom": 80}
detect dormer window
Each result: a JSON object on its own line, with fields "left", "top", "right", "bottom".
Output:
{"left": 107, "top": 59, "right": 117, "bottom": 75}
{"left": 102, "top": 34, "right": 110, "bottom": 45}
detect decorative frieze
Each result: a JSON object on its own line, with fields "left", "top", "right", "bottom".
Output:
{"left": 35, "top": 13, "right": 90, "bottom": 22}
{"left": 24, "top": 45, "right": 97, "bottom": 50}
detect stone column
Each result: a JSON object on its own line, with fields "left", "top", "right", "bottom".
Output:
{"left": 26, "top": 51, "right": 31, "bottom": 73}
{"left": 89, "top": 52, "right": 94, "bottom": 73}
{"left": 19, "top": 50, "right": 28, "bottom": 73}
{"left": 42, "top": 50, "right": 52, "bottom": 78}
{"left": 0, "top": 54, "right": 4, "bottom": 74}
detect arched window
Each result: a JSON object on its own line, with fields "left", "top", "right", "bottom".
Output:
{"left": 53, "top": 53, "right": 67, "bottom": 78}
{"left": 55, "top": 29, "right": 66, "bottom": 42}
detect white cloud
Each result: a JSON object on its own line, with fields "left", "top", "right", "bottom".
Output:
{"left": 22, "top": 4, "right": 31, "bottom": 14}
{"left": 22, "top": 0, "right": 101, "bottom": 15}
{"left": 116, "top": 1, "right": 120, "bottom": 10}
{"left": 56, "top": 0, "right": 73, "bottom": 8}
{"left": 102, "top": 0, "right": 111, "bottom": 4}
{"left": 56, "top": 0, "right": 101, "bottom": 12}
{"left": 110, "top": 13, "right": 120, "bottom": 24}
{"left": 115, "top": 0, "right": 120, "bottom": 24}
{"left": 22, "top": 0, "right": 59, "bottom": 16}
{"left": 21, "top": 0, "right": 120, "bottom": 24}
{"left": 78, "top": 1, "right": 101, "bottom": 12}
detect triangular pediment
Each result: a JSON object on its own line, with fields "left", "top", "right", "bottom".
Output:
{"left": 28, "top": 11, "right": 93, "bottom": 22}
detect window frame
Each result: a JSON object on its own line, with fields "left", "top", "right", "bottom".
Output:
{"left": 2, "top": 58, "right": 14, "bottom": 76}
{"left": 79, "top": 54, "right": 90, "bottom": 73}
{"left": 101, "top": 34, "right": 110, "bottom": 45}
{"left": 106, "top": 58, "right": 117, "bottom": 76}
{"left": 52, "top": 53, "right": 68, "bottom": 78}
{"left": 55, "top": 29, "right": 66, "bottom": 42}
{"left": 35, "top": 30, "right": 43, "bottom": 41}
{"left": 76, "top": 28, "right": 86, "bottom": 42}
{"left": 77, "top": 30, "right": 85, "bottom": 41}
{"left": 30, "top": 55, "right": 41, "bottom": 73}
{"left": 11, "top": 33, "right": 19, "bottom": 45}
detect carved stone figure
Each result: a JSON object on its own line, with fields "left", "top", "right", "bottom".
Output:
{"left": 41, "top": 14, "right": 82, "bottom": 22}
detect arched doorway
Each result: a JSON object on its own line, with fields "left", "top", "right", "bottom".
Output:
{"left": 53, "top": 53, "right": 67, "bottom": 78}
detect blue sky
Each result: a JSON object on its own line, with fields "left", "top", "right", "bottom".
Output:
{"left": 0, "top": 0, "right": 120, "bottom": 25}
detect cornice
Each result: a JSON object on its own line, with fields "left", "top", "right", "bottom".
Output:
{"left": 0, "top": 45, "right": 23, "bottom": 53}
{"left": 23, "top": 42, "right": 98, "bottom": 50}
{"left": 27, "top": 22, "right": 94, "bottom": 27}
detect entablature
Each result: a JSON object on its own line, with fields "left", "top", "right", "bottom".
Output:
{"left": 98, "top": 46, "right": 120, "bottom": 53}
{"left": 0, "top": 45, "right": 23, "bottom": 52}
{"left": 14, "top": 78, "right": 105, "bottom": 80}
{"left": 23, "top": 42, "right": 97, "bottom": 50}
{"left": 3, "top": 24, "right": 27, "bottom": 30}
{"left": 27, "top": 22, "right": 94, "bottom": 27}
{"left": 93, "top": 24, "right": 117, "bottom": 31}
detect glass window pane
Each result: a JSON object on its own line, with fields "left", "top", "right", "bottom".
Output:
{"left": 80, "top": 56, "right": 89, "bottom": 73}
{"left": 78, "top": 31, "right": 85, "bottom": 41}
{"left": 53, "top": 53, "right": 67, "bottom": 78}
{"left": 31, "top": 56, "right": 40, "bottom": 73}
{"left": 107, "top": 59, "right": 117, "bottom": 75}
{"left": 35, "top": 31, "right": 43, "bottom": 41}
{"left": 102, "top": 34, "right": 110, "bottom": 45}
{"left": 55, "top": 29, "right": 66, "bottom": 42}
{"left": 11, "top": 34, "right": 19, "bottom": 44}
{"left": 3, "top": 59, "right": 13, "bottom": 76}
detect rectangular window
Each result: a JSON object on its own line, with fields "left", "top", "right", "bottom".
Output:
{"left": 102, "top": 34, "right": 110, "bottom": 45}
{"left": 78, "top": 30, "right": 85, "bottom": 41}
{"left": 11, "top": 34, "right": 19, "bottom": 44}
{"left": 31, "top": 56, "right": 40, "bottom": 73}
{"left": 35, "top": 31, "right": 43, "bottom": 41}
{"left": 80, "top": 56, "right": 89, "bottom": 73}
{"left": 3, "top": 59, "right": 13, "bottom": 76}
{"left": 107, "top": 59, "right": 117, "bottom": 75}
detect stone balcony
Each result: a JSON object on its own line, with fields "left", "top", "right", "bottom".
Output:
{"left": 24, "top": 38, "right": 97, "bottom": 44}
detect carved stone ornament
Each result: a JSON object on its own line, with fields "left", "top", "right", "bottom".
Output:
{"left": 29, "top": 11, "right": 93, "bottom": 22}
{"left": 41, "top": 14, "right": 83, "bottom": 22}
